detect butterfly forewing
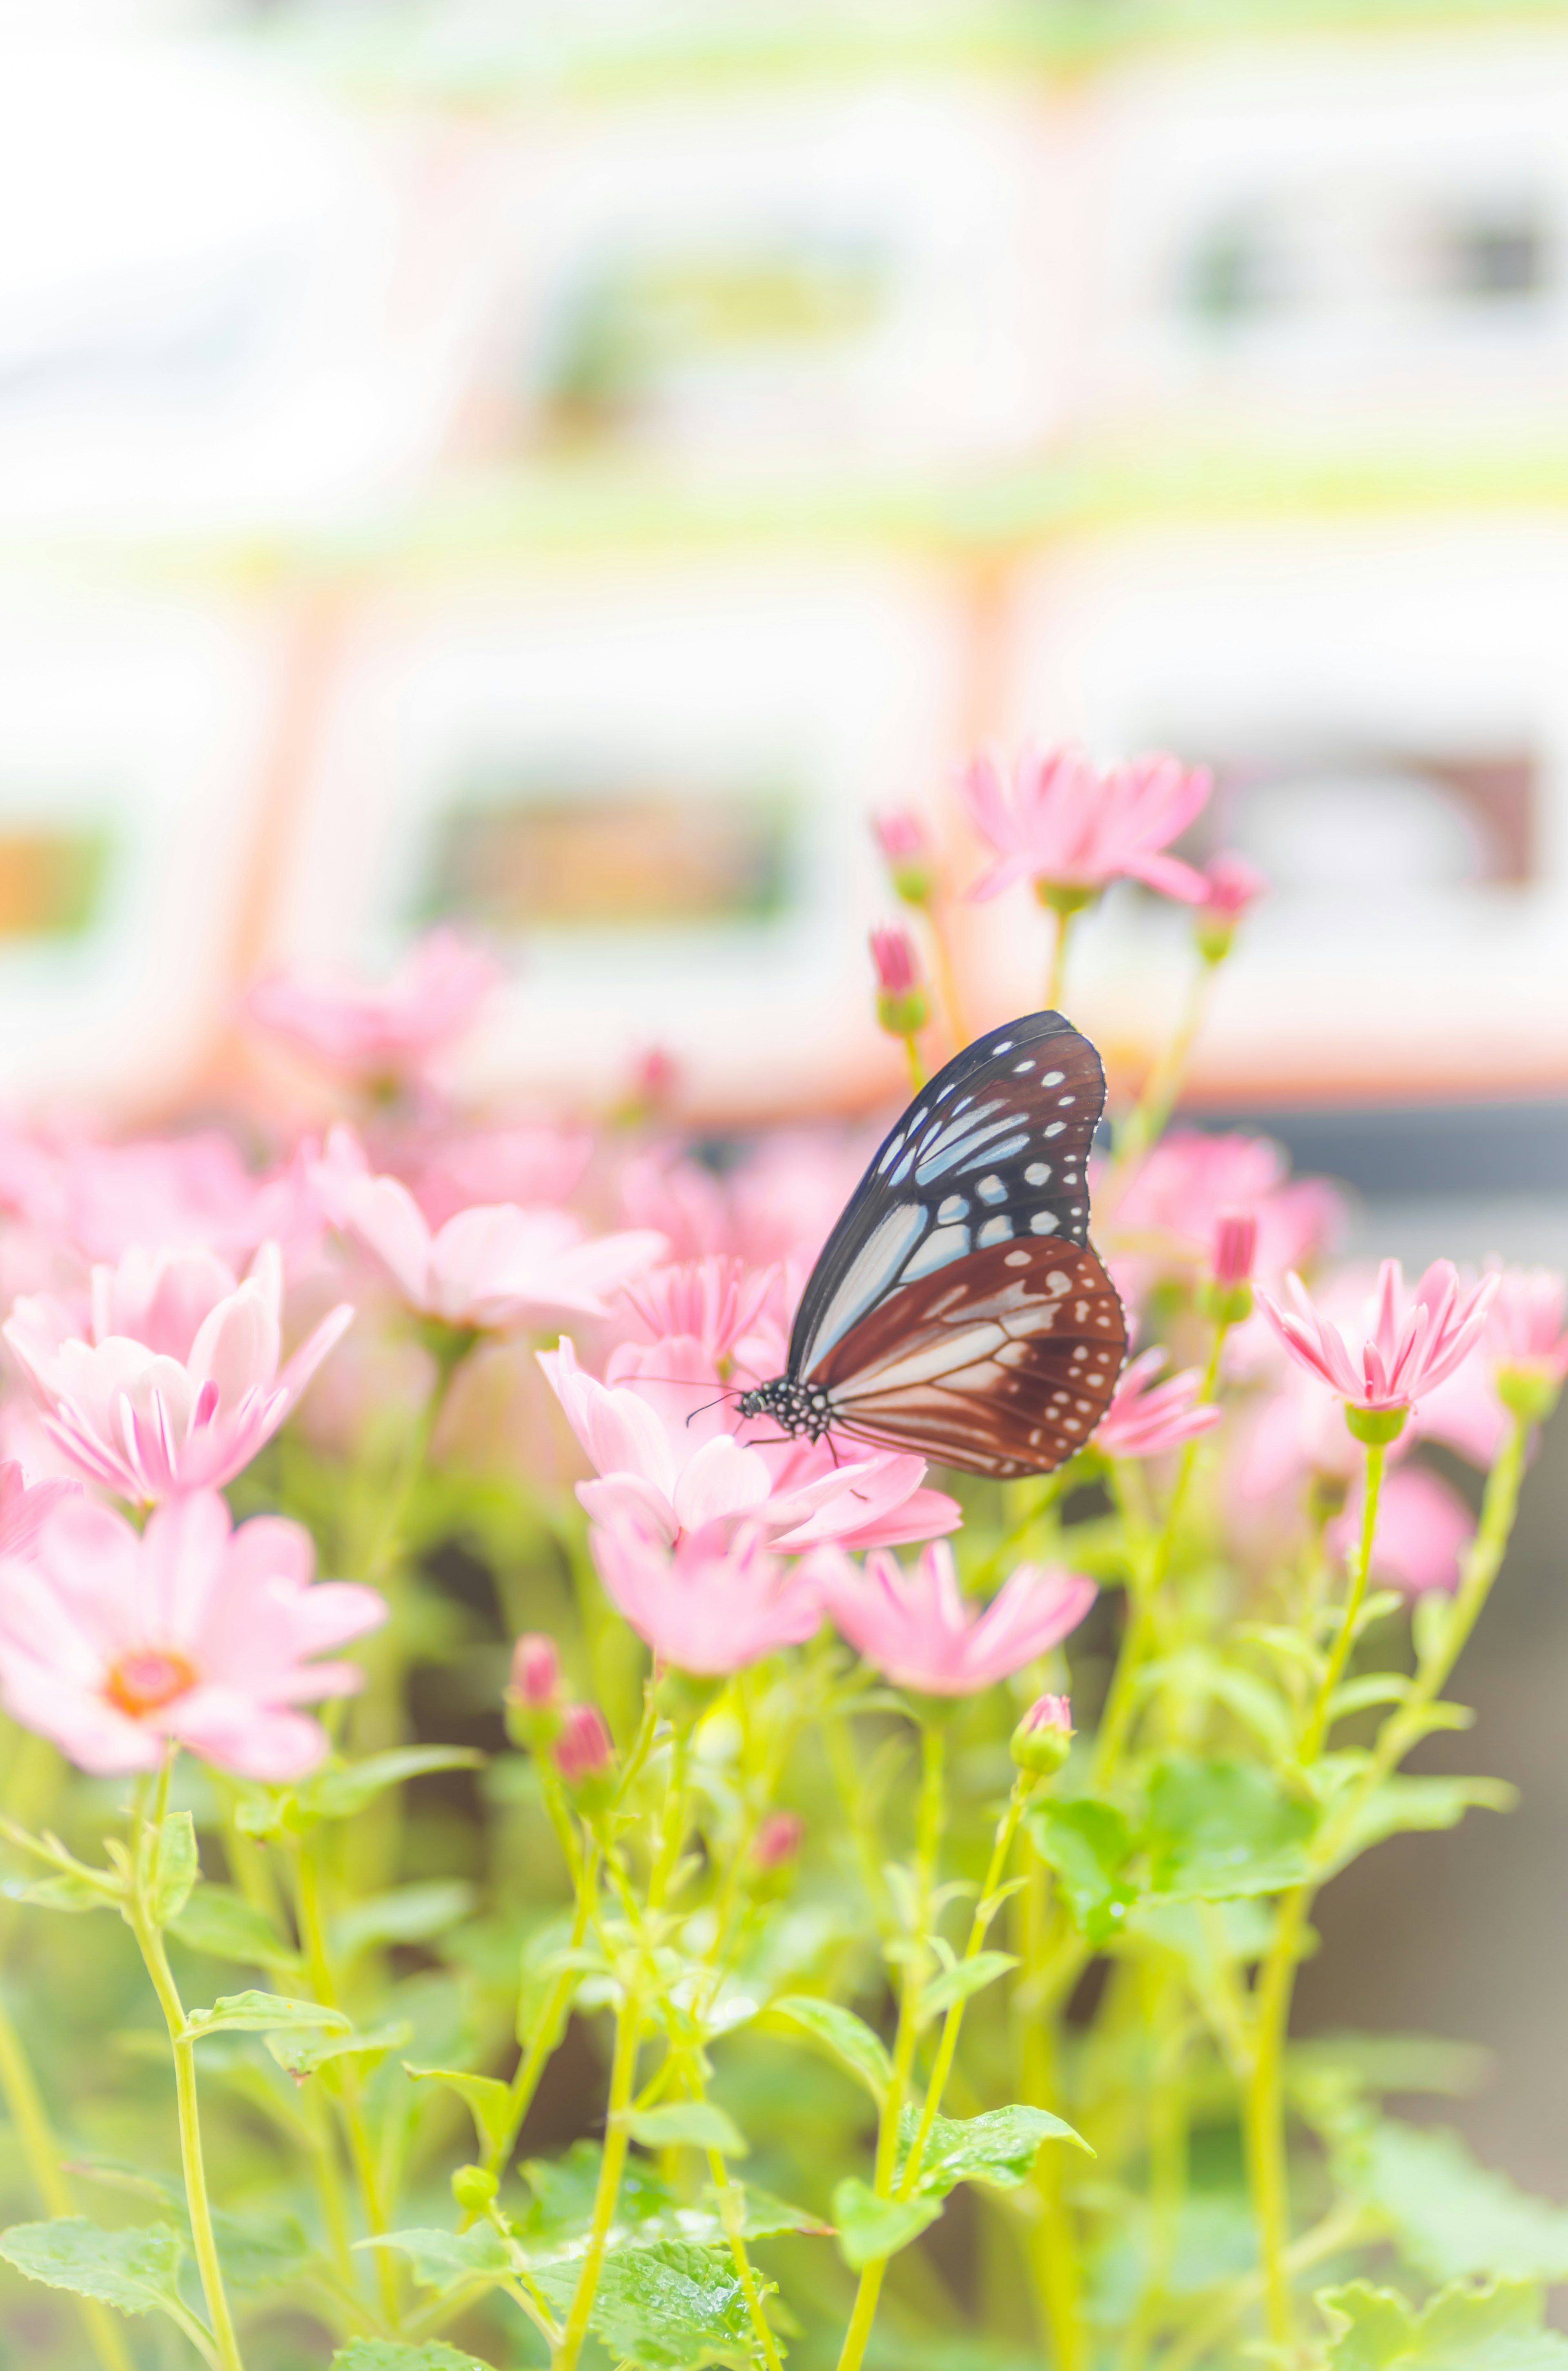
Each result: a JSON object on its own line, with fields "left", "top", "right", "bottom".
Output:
{"left": 770, "top": 1010, "right": 1127, "bottom": 1480}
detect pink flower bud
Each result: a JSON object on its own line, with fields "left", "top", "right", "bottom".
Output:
{"left": 1011, "top": 1691, "right": 1073, "bottom": 1776}
{"left": 511, "top": 1633, "right": 560, "bottom": 1708}
{"left": 871, "top": 809, "right": 936, "bottom": 906}
{"left": 751, "top": 1811, "right": 805, "bottom": 1872}
{"left": 554, "top": 1702, "right": 613, "bottom": 1787}
{"left": 1213, "top": 1210, "right": 1257, "bottom": 1288}
{"left": 870, "top": 927, "right": 919, "bottom": 996}
{"left": 1195, "top": 851, "right": 1269, "bottom": 961}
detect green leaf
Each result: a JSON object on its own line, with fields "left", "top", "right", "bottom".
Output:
{"left": 169, "top": 1885, "right": 301, "bottom": 1972}
{"left": 1027, "top": 1798, "right": 1138, "bottom": 1946}
{"left": 1332, "top": 1776, "right": 1515, "bottom": 1866}
{"left": 332, "top": 1882, "right": 478, "bottom": 1961}
{"left": 213, "top": 2210, "right": 312, "bottom": 2293}
{"left": 766, "top": 1996, "right": 891, "bottom": 2104}
{"left": 305, "top": 1748, "right": 485, "bottom": 1823}
{"left": 919, "top": 1952, "right": 1018, "bottom": 2023}
{"left": 628, "top": 2103, "right": 749, "bottom": 2157}
{"left": 895, "top": 2103, "right": 1091, "bottom": 2199}
{"left": 829, "top": 2179, "right": 942, "bottom": 2272}
{"left": 182, "top": 1989, "right": 351, "bottom": 2041}
{"left": 1145, "top": 1756, "right": 1316, "bottom": 1900}
{"left": 1320, "top": 2275, "right": 1568, "bottom": 2367}
{"left": 367, "top": 2225, "right": 512, "bottom": 2291}
{"left": 0, "top": 2217, "right": 187, "bottom": 2319}
{"left": 332, "top": 2345, "right": 494, "bottom": 2371}
{"left": 531, "top": 2238, "right": 762, "bottom": 2367}
{"left": 1359, "top": 2121, "right": 1568, "bottom": 2282}
{"left": 405, "top": 2065, "right": 515, "bottom": 2160}
{"left": 1289, "top": 2032, "right": 1488, "bottom": 2101}
{"left": 266, "top": 2017, "right": 414, "bottom": 2077}
{"left": 146, "top": 1811, "right": 200, "bottom": 1926}
{"left": 2, "top": 1872, "right": 115, "bottom": 1914}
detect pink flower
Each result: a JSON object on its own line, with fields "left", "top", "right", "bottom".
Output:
{"left": 0, "top": 1491, "right": 383, "bottom": 1779}
{"left": 0, "top": 1464, "right": 78, "bottom": 1558}
{"left": 1486, "top": 1266, "right": 1568, "bottom": 1381}
{"left": 620, "top": 1257, "right": 782, "bottom": 1374}
{"left": 871, "top": 809, "right": 930, "bottom": 863}
{"left": 4, "top": 1244, "right": 352, "bottom": 1502}
{"left": 752, "top": 1810, "right": 805, "bottom": 1870}
{"left": 1020, "top": 1691, "right": 1072, "bottom": 1737}
{"left": 620, "top": 1134, "right": 869, "bottom": 1272}
{"left": 1259, "top": 1259, "right": 1499, "bottom": 1416}
{"left": 401, "top": 1125, "right": 593, "bottom": 1232}
{"left": 1200, "top": 851, "right": 1269, "bottom": 923}
{"left": 1094, "top": 1347, "right": 1221, "bottom": 1460}
{"left": 0, "top": 1125, "right": 316, "bottom": 1270}
{"left": 960, "top": 744, "right": 1211, "bottom": 905}
{"left": 869, "top": 927, "right": 920, "bottom": 997}
{"left": 811, "top": 1539, "right": 1095, "bottom": 1695}
{"left": 1109, "top": 1132, "right": 1342, "bottom": 1289}
{"left": 591, "top": 1520, "right": 824, "bottom": 1675}
{"left": 247, "top": 928, "right": 501, "bottom": 1080}
{"left": 1330, "top": 1465, "right": 1475, "bottom": 1597}
{"left": 1214, "top": 1210, "right": 1258, "bottom": 1288}
{"left": 554, "top": 1702, "right": 613, "bottom": 1785}
{"left": 313, "top": 1128, "right": 664, "bottom": 1329}
{"left": 540, "top": 1335, "right": 958, "bottom": 1553}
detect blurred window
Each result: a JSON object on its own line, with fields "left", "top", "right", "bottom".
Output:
{"left": 1440, "top": 211, "right": 1550, "bottom": 302}
{"left": 420, "top": 783, "right": 793, "bottom": 933}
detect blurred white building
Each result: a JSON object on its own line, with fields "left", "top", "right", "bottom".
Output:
{"left": 0, "top": 8, "right": 1564, "bottom": 1118}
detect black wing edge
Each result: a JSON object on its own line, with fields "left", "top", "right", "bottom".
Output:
{"left": 785, "top": 1009, "right": 1100, "bottom": 1375}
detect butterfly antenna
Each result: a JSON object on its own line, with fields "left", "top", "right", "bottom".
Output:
{"left": 684, "top": 1390, "right": 743, "bottom": 1428}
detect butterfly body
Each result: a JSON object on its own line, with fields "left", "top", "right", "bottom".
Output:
{"left": 737, "top": 1010, "right": 1127, "bottom": 1479}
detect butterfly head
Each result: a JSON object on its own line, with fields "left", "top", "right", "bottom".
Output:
{"left": 735, "top": 1375, "right": 835, "bottom": 1443}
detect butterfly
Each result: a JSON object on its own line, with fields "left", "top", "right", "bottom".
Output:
{"left": 737, "top": 1010, "right": 1128, "bottom": 1480}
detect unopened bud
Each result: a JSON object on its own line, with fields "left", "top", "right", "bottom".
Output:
{"left": 872, "top": 809, "right": 935, "bottom": 907}
{"left": 871, "top": 928, "right": 929, "bottom": 1041}
{"left": 751, "top": 1812, "right": 804, "bottom": 1873}
{"left": 452, "top": 2164, "right": 497, "bottom": 2214}
{"left": 1194, "top": 852, "right": 1268, "bottom": 963}
{"left": 1496, "top": 1361, "right": 1563, "bottom": 1426}
{"left": 1203, "top": 1209, "right": 1257, "bottom": 1324}
{"left": 554, "top": 1702, "right": 615, "bottom": 1798}
{"left": 1011, "top": 1693, "right": 1073, "bottom": 1777}
{"left": 512, "top": 1633, "right": 561, "bottom": 1709}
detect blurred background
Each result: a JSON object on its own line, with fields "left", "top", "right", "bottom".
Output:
{"left": 4, "top": 0, "right": 1568, "bottom": 2222}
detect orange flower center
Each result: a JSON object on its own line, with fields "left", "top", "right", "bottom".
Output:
{"left": 105, "top": 1649, "right": 197, "bottom": 1718}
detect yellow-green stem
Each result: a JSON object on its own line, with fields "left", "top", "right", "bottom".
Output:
{"left": 1243, "top": 1883, "right": 1311, "bottom": 2355}
{"left": 1115, "top": 957, "right": 1217, "bottom": 1170}
{"left": 1299, "top": 1440, "right": 1387, "bottom": 1763}
{"left": 0, "top": 1991, "right": 136, "bottom": 2371}
{"left": 926, "top": 903, "right": 968, "bottom": 1055}
{"left": 902, "top": 1032, "right": 927, "bottom": 1092}
{"left": 1046, "top": 905, "right": 1076, "bottom": 1013}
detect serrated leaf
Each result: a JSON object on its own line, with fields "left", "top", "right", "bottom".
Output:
{"left": 919, "top": 1951, "right": 1018, "bottom": 2022}
{"left": 766, "top": 1996, "right": 891, "bottom": 2104}
{"left": 1359, "top": 2121, "right": 1568, "bottom": 2282}
{"left": 1145, "top": 1756, "right": 1316, "bottom": 1900}
{"left": 1320, "top": 2274, "right": 1568, "bottom": 2367}
{"left": 266, "top": 2017, "right": 413, "bottom": 2077}
{"left": 0, "top": 2217, "right": 187, "bottom": 2318}
{"left": 628, "top": 2103, "right": 748, "bottom": 2157}
{"left": 332, "top": 1882, "right": 477, "bottom": 1961}
{"left": 895, "top": 2102, "right": 1091, "bottom": 2199}
{"left": 305, "top": 1748, "right": 484, "bottom": 1823}
{"left": 332, "top": 2344, "right": 493, "bottom": 2370}
{"left": 405, "top": 2066, "right": 515, "bottom": 2160}
{"left": 532, "top": 2238, "right": 760, "bottom": 2367}
{"left": 1027, "top": 1797, "right": 1138, "bottom": 1946}
{"left": 183, "top": 1990, "right": 351, "bottom": 2041}
{"left": 147, "top": 1812, "right": 200, "bottom": 1926}
{"left": 367, "top": 2225, "right": 512, "bottom": 2291}
{"left": 169, "top": 1885, "right": 301, "bottom": 1973}
{"left": 60, "top": 2161, "right": 311, "bottom": 2294}
{"left": 830, "top": 2179, "right": 942, "bottom": 2272}
{"left": 1331, "top": 1776, "right": 1515, "bottom": 1867}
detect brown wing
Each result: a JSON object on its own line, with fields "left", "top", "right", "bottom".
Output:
{"left": 811, "top": 1237, "right": 1127, "bottom": 1480}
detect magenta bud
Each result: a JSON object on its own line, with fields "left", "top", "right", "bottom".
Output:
{"left": 512, "top": 1633, "right": 561, "bottom": 1708}
{"left": 751, "top": 1812, "right": 805, "bottom": 1872}
{"left": 1011, "top": 1692, "right": 1073, "bottom": 1777}
{"left": 1195, "top": 851, "right": 1268, "bottom": 962}
{"left": 869, "top": 927, "right": 920, "bottom": 997}
{"left": 871, "top": 809, "right": 935, "bottom": 906}
{"left": 1213, "top": 1211, "right": 1257, "bottom": 1289}
{"left": 554, "top": 1702, "right": 614, "bottom": 1788}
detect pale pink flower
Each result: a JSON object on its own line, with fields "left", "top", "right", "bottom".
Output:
{"left": 0, "top": 1125, "right": 316, "bottom": 1270}
{"left": 401, "top": 1124, "right": 593, "bottom": 1232}
{"left": 591, "top": 1520, "right": 824, "bottom": 1675}
{"left": 620, "top": 1257, "right": 782, "bottom": 1374}
{"left": 540, "top": 1335, "right": 958, "bottom": 1554}
{"left": 1238, "top": 1361, "right": 1366, "bottom": 1498}
{"left": 620, "top": 1133, "right": 869, "bottom": 1273}
{"left": 1109, "top": 1132, "right": 1342, "bottom": 1289}
{"left": 1259, "top": 1259, "right": 1499, "bottom": 1416}
{"left": 4, "top": 1244, "right": 352, "bottom": 1502}
{"left": 313, "top": 1128, "right": 663, "bottom": 1330}
{"left": 960, "top": 743, "right": 1211, "bottom": 905}
{"left": 1199, "top": 851, "right": 1270, "bottom": 922}
{"left": 1486, "top": 1266, "right": 1568, "bottom": 1381}
{"left": 1020, "top": 1690, "right": 1072, "bottom": 1737}
{"left": 248, "top": 927, "right": 501, "bottom": 1079}
{"left": 0, "top": 1464, "right": 78, "bottom": 1558}
{"left": 1094, "top": 1347, "right": 1221, "bottom": 1460}
{"left": 0, "top": 1491, "right": 383, "bottom": 1779}
{"left": 869, "top": 927, "right": 920, "bottom": 996}
{"left": 811, "top": 1539, "right": 1095, "bottom": 1695}
{"left": 752, "top": 1810, "right": 805, "bottom": 1870}
{"left": 1330, "top": 1464, "right": 1475, "bottom": 1597}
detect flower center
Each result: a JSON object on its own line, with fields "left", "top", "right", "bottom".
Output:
{"left": 105, "top": 1648, "right": 197, "bottom": 1718}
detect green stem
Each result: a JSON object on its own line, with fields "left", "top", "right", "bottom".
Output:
{"left": 1298, "top": 1439, "right": 1387, "bottom": 1763}
{"left": 1114, "top": 956, "right": 1218, "bottom": 1170}
{"left": 824, "top": 1705, "right": 894, "bottom": 1936}
{"left": 901, "top": 1033, "right": 927, "bottom": 1092}
{"left": 494, "top": 1840, "right": 601, "bottom": 2171}
{"left": 835, "top": 1721, "right": 946, "bottom": 2371}
{"left": 1046, "top": 904, "right": 1078, "bottom": 1013}
{"left": 129, "top": 1779, "right": 245, "bottom": 2371}
{"left": 925, "top": 902, "right": 968, "bottom": 1054}
{"left": 1019, "top": 1865, "right": 1083, "bottom": 2371}
{"left": 1243, "top": 1885, "right": 1310, "bottom": 2355}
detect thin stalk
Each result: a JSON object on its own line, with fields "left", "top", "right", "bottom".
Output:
{"left": 494, "top": 1839, "right": 601, "bottom": 2171}
{"left": 824, "top": 1708, "right": 893, "bottom": 1936}
{"left": 293, "top": 1837, "right": 399, "bottom": 2324}
{"left": 901, "top": 1033, "right": 927, "bottom": 1092}
{"left": 1046, "top": 905, "right": 1077, "bottom": 1014}
{"left": 834, "top": 1723, "right": 946, "bottom": 2371}
{"left": 1115, "top": 958, "right": 1216, "bottom": 1171}
{"left": 128, "top": 1785, "right": 245, "bottom": 2371}
{"left": 1298, "top": 1440, "right": 1386, "bottom": 1763}
{"left": 925, "top": 903, "right": 968, "bottom": 1055}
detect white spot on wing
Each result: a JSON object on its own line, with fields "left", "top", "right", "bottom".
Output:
{"left": 1025, "top": 1162, "right": 1051, "bottom": 1185}
{"left": 978, "top": 1216, "right": 1013, "bottom": 1247}
{"left": 1043, "top": 1070, "right": 1065, "bottom": 1086}
{"left": 902, "top": 1224, "right": 972, "bottom": 1282}
{"left": 1030, "top": 1212, "right": 1059, "bottom": 1234}
{"left": 937, "top": 1194, "right": 968, "bottom": 1224}
{"left": 976, "top": 1175, "right": 1007, "bottom": 1205}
